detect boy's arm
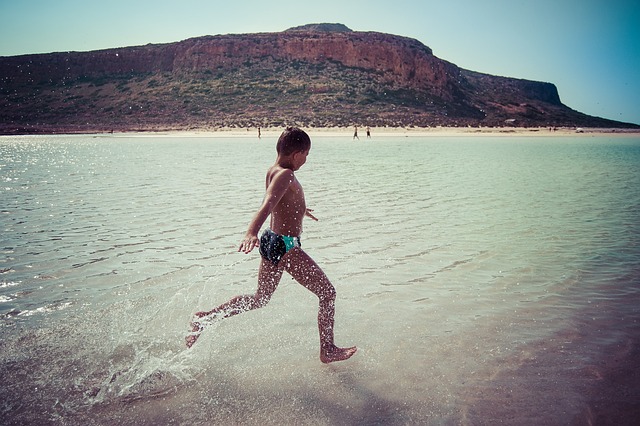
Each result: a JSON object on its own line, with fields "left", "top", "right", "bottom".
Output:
{"left": 238, "top": 169, "right": 294, "bottom": 254}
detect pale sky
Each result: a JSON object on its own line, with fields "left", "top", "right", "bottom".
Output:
{"left": 1, "top": 0, "right": 638, "bottom": 124}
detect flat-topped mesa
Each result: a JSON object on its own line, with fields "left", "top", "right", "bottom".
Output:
{"left": 0, "top": 24, "right": 442, "bottom": 89}
{"left": 1, "top": 23, "right": 636, "bottom": 133}
{"left": 0, "top": 25, "right": 522, "bottom": 104}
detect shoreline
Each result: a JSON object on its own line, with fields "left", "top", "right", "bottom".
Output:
{"left": 2, "top": 126, "right": 640, "bottom": 139}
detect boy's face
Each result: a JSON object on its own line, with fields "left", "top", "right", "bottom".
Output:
{"left": 292, "top": 149, "right": 310, "bottom": 171}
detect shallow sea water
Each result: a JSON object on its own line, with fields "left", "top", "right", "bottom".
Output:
{"left": 1, "top": 133, "right": 639, "bottom": 424}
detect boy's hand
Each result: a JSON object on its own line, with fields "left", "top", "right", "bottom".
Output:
{"left": 305, "top": 208, "right": 319, "bottom": 221}
{"left": 239, "top": 235, "right": 259, "bottom": 254}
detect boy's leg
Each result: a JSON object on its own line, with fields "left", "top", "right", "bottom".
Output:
{"left": 207, "top": 258, "right": 284, "bottom": 315}
{"left": 186, "top": 259, "right": 284, "bottom": 347}
{"left": 283, "top": 248, "right": 357, "bottom": 363}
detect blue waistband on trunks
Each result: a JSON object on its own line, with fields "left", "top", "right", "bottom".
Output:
{"left": 282, "top": 234, "right": 301, "bottom": 251}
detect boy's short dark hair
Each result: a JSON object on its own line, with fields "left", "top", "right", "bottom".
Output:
{"left": 276, "top": 127, "right": 311, "bottom": 156}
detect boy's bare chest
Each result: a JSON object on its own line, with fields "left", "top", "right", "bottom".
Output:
{"left": 282, "top": 179, "right": 304, "bottom": 205}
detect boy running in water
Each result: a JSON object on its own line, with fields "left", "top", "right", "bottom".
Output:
{"left": 187, "top": 127, "right": 357, "bottom": 363}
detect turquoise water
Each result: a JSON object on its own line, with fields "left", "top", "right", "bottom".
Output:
{"left": 1, "top": 134, "right": 639, "bottom": 424}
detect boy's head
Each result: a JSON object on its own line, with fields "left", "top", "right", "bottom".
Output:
{"left": 276, "top": 127, "right": 311, "bottom": 156}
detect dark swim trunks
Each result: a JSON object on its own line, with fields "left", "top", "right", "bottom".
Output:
{"left": 259, "top": 229, "right": 301, "bottom": 265}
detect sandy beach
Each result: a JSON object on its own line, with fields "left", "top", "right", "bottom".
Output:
{"left": 99, "top": 126, "right": 640, "bottom": 139}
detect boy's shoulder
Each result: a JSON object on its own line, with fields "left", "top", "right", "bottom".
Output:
{"left": 266, "top": 165, "right": 295, "bottom": 185}
{"left": 268, "top": 163, "right": 294, "bottom": 176}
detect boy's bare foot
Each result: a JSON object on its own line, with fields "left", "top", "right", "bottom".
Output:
{"left": 320, "top": 345, "right": 357, "bottom": 363}
{"left": 185, "top": 311, "right": 210, "bottom": 348}
{"left": 185, "top": 320, "right": 203, "bottom": 348}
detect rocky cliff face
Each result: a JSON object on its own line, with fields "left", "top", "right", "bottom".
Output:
{"left": 0, "top": 25, "right": 633, "bottom": 133}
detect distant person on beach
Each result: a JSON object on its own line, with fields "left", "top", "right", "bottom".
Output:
{"left": 186, "top": 127, "right": 357, "bottom": 363}
{"left": 353, "top": 126, "right": 359, "bottom": 140}
{"left": 366, "top": 126, "right": 371, "bottom": 138}
{"left": 258, "top": 127, "right": 261, "bottom": 139}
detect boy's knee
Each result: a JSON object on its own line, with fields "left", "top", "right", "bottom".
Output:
{"left": 254, "top": 294, "right": 271, "bottom": 308}
{"left": 320, "top": 285, "right": 336, "bottom": 303}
